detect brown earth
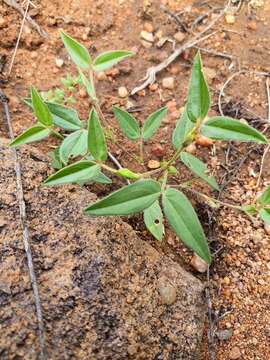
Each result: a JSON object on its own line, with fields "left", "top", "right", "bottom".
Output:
{"left": 0, "top": 0, "right": 270, "bottom": 359}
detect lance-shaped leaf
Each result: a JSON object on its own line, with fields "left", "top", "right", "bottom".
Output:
{"left": 258, "top": 185, "right": 270, "bottom": 206}
{"left": 59, "top": 130, "right": 88, "bottom": 164}
{"left": 162, "top": 188, "right": 211, "bottom": 263}
{"left": 112, "top": 106, "right": 140, "bottom": 140}
{"left": 180, "top": 152, "right": 219, "bottom": 190}
{"left": 60, "top": 30, "right": 91, "bottom": 69}
{"left": 78, "top": 68, "right": 96, "bottom": 100}
{"left": 77, "top": 169, "right": 112, "bottom": 186}
{"left": 10, "top": 125, "right": 51, "bottom": 147}
{"left": 142, "top": 106, "right": 167, "bottom": 141}
{"left": 186, "top": 51, "right": 210, "bottom": 122}
{"left": 24, "top": 98, "right": 83, "bottom": 131}
{"left": 84, "top": 179, "right": 161, "bottom": 216}
{"left": 172, "top": 108, "right": 195, "bottom": 149}
{"left": 259, "top": 208, "right": 270, "bottom": 225}
{"left": 31, "top": 86, "right": 52, "bottom": 126}
{"left": 44, "top": 160, "right": 99, "bottom": 186}
{"left": 201, "top": 116, "right": 267, "bottom": 144}
{"left": 144, "top": 201, "right": 164, "bottom": 241}
{"left": 93, "top": 50, "right": 134, "bottom": 72}
{"left": 88, "top": 109, "right": 108, "bottom": 162}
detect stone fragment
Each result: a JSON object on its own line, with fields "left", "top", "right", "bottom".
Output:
{"left": 118, "top": 86, "right": 128, "bottom": 98}
{"left": 190, "top": 254, "right": 208, "bottom": 273}
{"left": 162, "top": 77, "right": 175, "bottom": 90}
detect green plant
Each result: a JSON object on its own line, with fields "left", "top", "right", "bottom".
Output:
{"left": 10, "top": 31, "right": 269, "bottom": 265}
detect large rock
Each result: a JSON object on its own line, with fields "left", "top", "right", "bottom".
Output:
{"left": 0, "top": 139, "right": 206, "bottom": 359}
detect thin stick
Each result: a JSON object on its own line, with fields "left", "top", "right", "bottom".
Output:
{"left": 0, "top": 89, "right": 46, "bottom": 360}
{"left": 8, "top": 0, "right": 31, "bottom": 76}
{"left": 194, "top": 46, "right": 234, "bottom": 61}
{"left": 131, "top": 8, "right": 225, "bottom": 95}
{"left": 206, "top": 267, "right": 216, "bottom": 360}
{"left": 4, "top": 0, "right": 47, "bottom": 38}
{"left": 218, "top": 70, "right": 245, "bottom": 116}
{"left": 256, "top": 78, "right": 270, "bottom": 188}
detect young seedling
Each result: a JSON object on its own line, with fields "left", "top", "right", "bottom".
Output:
{"left": 10, "top": 31, "right": 269, "bottom": 265}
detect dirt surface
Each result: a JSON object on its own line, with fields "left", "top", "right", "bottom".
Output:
{"left": 0, "top": 140, "right": 206, "bottom": 359}
{"left": 1, "top": 0, "right": 270, "bottom": 359}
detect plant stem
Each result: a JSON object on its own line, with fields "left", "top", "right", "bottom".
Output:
{"left": 170, "top": 183, "right": 242, "bottom": 211}
{"left": 139, "top": 136, "right": 144, "bottom": 164}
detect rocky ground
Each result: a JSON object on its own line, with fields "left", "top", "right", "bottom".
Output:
{"left": 0, "top": 0, "right": 270, "bottom": 359}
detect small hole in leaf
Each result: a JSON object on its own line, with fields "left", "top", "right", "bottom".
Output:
{"left": 154, "top": 219, "right": 160, "bottom": 225}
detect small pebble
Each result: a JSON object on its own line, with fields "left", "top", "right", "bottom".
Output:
{"left": 147, "top": 160, "right": 160, "bottom": 169}
{"left": 143, "top": 22, "right": 154, "bottom": 33}
{"left": 173, "top": 31, "right": 185, "bottom": 43}
{"left": 149, "top": 83, "right": 158, "bottom": 92}
{"left": 97, "top": 71, "right": 107, "bottom": 81}
{"left": 78, "top": 88, "right": 87, "bottom": 98}
{"left": 185, "top": 143, "right": 197, "bottom": 154}
{"left": 195, "top": 135, "right": 213, "bottom": 147}
{"left": 225, "top": 13, "right": 235, "bottom": 25}
{"left": 55, "top": 58, "right": 64, "bottom": 68}
{"left": 140, "top": 40, "right": 152, "bottom": 49}
{"left": 162, "top": 77, "right": 175, "bottom": 90}
{"left": 140, "top": 30, "right": 154, "bottom": 43}
{"left": 118, "top": 86, "right": 128, "bottom": 98}
{"left": 229, "top": 346, "right": 241, "bottom": 359}
{"left": 190, "top": 254, "right": 208, "bottom": 273}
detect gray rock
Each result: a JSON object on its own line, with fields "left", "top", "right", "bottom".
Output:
{"left": 0, "top": 140, "right": 206, "bottom": 359}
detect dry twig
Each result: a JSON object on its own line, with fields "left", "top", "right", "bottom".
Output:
{"left": 3, "top": 0, "right": 47, "bottom": 37}
{"left": 8, "top": 0, "right": 31, "bottom": 76}
{"left": 131, "top": 9, "right": 225, "bottom": 95}
{"left": 256, "top": 78, "right": 270, "bottom": 188}
{"left": 0, "top": 88, "right": 46, "bottom": 360}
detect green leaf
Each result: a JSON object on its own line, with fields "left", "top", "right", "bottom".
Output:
{"left": 31, "top": 86, "right": 52, "bottom": 126}
{"left": 142, "top": 107, "right": 167, "bottom": 141}
{"left": 162, "top": 188, "right": 211, "bottom": 263}
{"left": 201, "top": 116, "right": 268, "bottom": 144}
{"left": 88, "top": 109, "right": 108, "bottom": 162}
{"left": 93, "top": 50, "right": 134, "bottom": 72}
{"left": 44, "top": 160, "right": 99, "bottom": 186}
{"left": 172, "top": 108, "right": 195, "bottom": 149}
{"left": 259, "top": 208, "right": 270, "bottom": 225}
{"left": 10, "top": 125, "right": 51, "bottom": 147}
{"left": 186, "top": 51, "right": 210, "bottom": 122}
{"left": 258, "top": 185, "right": 270, "bottom": 206}
{"left": 60, "top": 30, "right": 91, "bottom": 69}
{"left": 115, "top": 168, "right": 140, "bottom": 180}
{"left": 92, "top": 172, "right": 112, "bottom": 184}
{"left": 48, "top": 148, "right": 63, "bottom": 170}
{"left": 84, "top": 179, "right": 161, "bottom": 216}
{"left": 144, "top": 201, "right": 164, "bottom": 241}
{"left": 78, "top": 68, "right": 96, "bottom": 100}
{"left": 24, "top": 98, "right": 83, "bottom": 131}
{"left": 59, "top": 130, "right": 88, "bottom": 164}
{"left": 242, "top": 204, "right": 257, "bottom": 216}
{"left": 112, "top": 106, "right": 140, "bottom": 141}
{"left": 180, "top": 152, "right": 219, "bottom": 190}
